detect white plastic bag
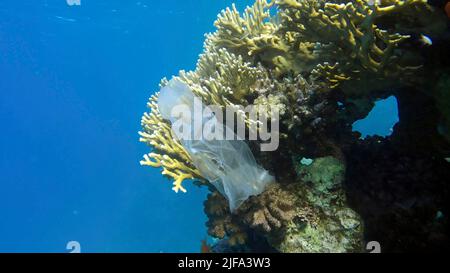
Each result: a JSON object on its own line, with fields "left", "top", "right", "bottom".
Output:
{"left": 158, "top": 79, "right": 274, "bottom": 211}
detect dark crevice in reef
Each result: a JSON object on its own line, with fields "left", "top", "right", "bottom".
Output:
{"left": 343, "top": 81, "right": 450, "bottom": 252}
{"left": 344, "top": 136, "right": 450, "bottom": 252}
{"left": 392, "top": 87, "right": 450, "bottom": 155}
{"left": 340, "top": 27, "right": 450, "bottom": 251}
{"left": 342, "top": 81, "right": 450, "bottom": 251}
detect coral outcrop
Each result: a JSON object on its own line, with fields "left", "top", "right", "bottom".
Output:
{"left": 204, "top": 156, "right": 363, "bottom": 253}
{"left": 140, "top": 0, "right": 450, "bottom": 252}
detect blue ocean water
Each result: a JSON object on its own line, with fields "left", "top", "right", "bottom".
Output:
{"left": 0, "top": 0, "right": 397, "bottom": 253}
{"left": 353, "top": 96, "right": 399, "bottom": 139}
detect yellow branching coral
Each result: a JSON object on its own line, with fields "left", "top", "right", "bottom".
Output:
{"left": 139, "top": 48, "right": 271, "bottom": 193}
{"left": 140, "top": 0, "right": 440, "bottom": 194}
{"left": 275, "top": 0, "right": 430, "bottom": 86}
{"left": 311, "top": 62, "right": 351, "bottom": 89}
{"left": 207, "top": 0, "right": 289, "bottom": 67}
{"left": 192, "top": 47, "right": 267, "bottom": 103}
{"left": 139, "top": 93, "right": 204, "bottom": 193}
{"left": 203, "top": 0, "right": 434, "bottom": 86}
{"left": 209, "top": 0, "right": 276, "bottom": 52}
{"left": 178, "top": 46, "right": 274, "bottom": 131}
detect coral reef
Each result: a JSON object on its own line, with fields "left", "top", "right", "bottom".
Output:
{"left": 344, "top": 136, "right": 450, "bottom": 252}
{"left": 139, "top": 93, "right": 206, "bottom": 193}
{"left": 140, "top": 0, "right": 450, "bottom": 252}
{"left": 203, "top": 157, "right": 363, "bottom": 253}
{"left": 156, "top": 79, "right": 275, "bottom": 211}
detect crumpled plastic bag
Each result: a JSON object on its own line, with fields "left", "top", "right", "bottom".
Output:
{"left": 157, "top": 79, "right": 274, "bottom": 211}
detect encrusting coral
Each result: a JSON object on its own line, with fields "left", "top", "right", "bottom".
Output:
{"left": 203, "top": 158, "right": 364, "bottom": 253}
{"left": 140, "top": 0, "right": 450, "bottom": 252}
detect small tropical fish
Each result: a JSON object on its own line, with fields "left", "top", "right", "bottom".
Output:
{"left": 300, "top": 157, "right": 313, "bottom": 166}
{"left": 419, "top": 34, "right": 433, "bottom": 46}
{"left": 200, "top": 239, "right": 211, "bottom": 253}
